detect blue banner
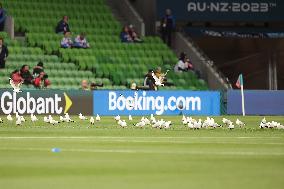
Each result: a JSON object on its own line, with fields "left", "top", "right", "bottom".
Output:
{"left": 156, "top": 0, "right": 284, "bottom": 22}
{"left": 93, "top": 90, "right": 220, "bottom": 116}
{"left": 227, "top": 90, "right": 284, "bottom": 115}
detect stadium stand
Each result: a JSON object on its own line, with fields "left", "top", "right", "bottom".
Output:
{"left": 0, "top": 0, "right": 208, "bottom": 90}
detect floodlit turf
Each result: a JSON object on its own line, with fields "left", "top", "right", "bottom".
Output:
{"left": 0, "top": 115, "right": 283, "bottom": 189}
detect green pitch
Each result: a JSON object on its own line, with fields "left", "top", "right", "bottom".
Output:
{"left": 0, "top": 116, "right": 283, "bottom": 189}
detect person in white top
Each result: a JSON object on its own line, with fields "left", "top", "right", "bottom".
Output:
{"left": 74, "top": 33, "right": 90, "bottom": 49}
{"left": 174, "top": 52, "right": 187, "bottom": 72}
{"left": 60, "top": 32, "right": 73, "bottom": 48}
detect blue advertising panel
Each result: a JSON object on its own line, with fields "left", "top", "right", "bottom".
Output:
{"left": 93, "top": 90, "right": 220, "bottom": 116}
{"left": 227, "top": 90, "right": 284, "bottom": 115}
{"left": 156, "top": 0, "right": 284, "bottom": 22}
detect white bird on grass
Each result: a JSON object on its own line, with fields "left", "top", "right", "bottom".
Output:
{"left": 79, "top": 113, "right": 87, "bottom": 120}
{"left": 0, "top": 118, "right": 3, "bottom": 123}
{"left": 135, "top": 121, "right": 146, "bottom": 128}
{"left": 30, "top": 114, "right": 38, "bottom": 122}
{"left": 7, "top": 114, "right": 13, "bottom": 121}
{"left": 128, "top": 115, "right": 133, "bottom": 121}
{"left": 193, "top": 119, "right": 202, "bottom": 129}
{"left": 236, "top": 119, "right": 245, "bottom": 128}
{"left": 141, "top": 117, "right": 151, "bottom": 125}
{"left": 228, "top": 123, "right": 235, "bottom": 129}
{"left": 43, "top": 116, "right": 50, "bottom": 123}
{"left": 90, "top": 117, "right": 95, "bottom": 125}
{"left": 16, "top": 117, "right": 22, "bottom": 126}
{"left": 163, "top": 121, "right": 172, "bottom": 129}
{"left": 118, "top": 120, "right": 127, "bottom": 128}
{"left": 114, "top": 115, "right": 120, "bottom": 122}
{"left": 95, "top": 114, "right": 101, "bottom": 122}
{"left": 9, "top": 78, "right": 23, "bottom": 93}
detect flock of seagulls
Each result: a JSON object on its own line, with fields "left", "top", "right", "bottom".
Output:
{"left": 0, "top": 113, "right": 283, "bottom": 130}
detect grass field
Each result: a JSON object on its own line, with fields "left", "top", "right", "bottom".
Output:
{"left": 0, "top": 115, "right": 283, "bottom": 189}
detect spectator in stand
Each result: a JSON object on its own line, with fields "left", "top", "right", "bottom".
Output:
{"left": 155, "top": 67, "right": 174, "bottom": 86}
{"left": 81, "top": 79, "right": 89, "bottom": 90}
{"left": 20, "top": 65, "right": 33, "bottom": 85}
{"left": 10, "top": 69, "right": 23, "bottom": 85}
{"left": 55, "top": 16, "right": 70, "bottom": 34}
{"left": 0, "top": 3, "right": 7, "bottom": 31}
{"left": 74, "top": 33, "right": 90, "bottom": 48}
{"left": 185, "top": 58, "right": 194, "bottom": 71}
{"left": 128, "top": 25, "right": 143, "bottom": 43}
{"left": 0, "top": 37, "right": 8, "bottom": 69}
{"left": 33, "top": 61, "right": 44, "bottom": 77}
{"left": 120, "top": 25, "right": 133, "bottom": 43}
{"left": 61, "top": 32, "right": 73, "bottom": 48}
{"left": 174, "top": 52, "right": 187, "bottom": 73}
{"left": 33, "top": 71, "right": 50, "bottom": 89}
{"left": 161, "top": 9, "right": 175, "bottom": 47}
{"left": 143, "top": 69, "right": 156, "bottom": 91}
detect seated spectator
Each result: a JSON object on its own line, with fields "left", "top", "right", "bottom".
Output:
{"left": 33, "top": 71, "right": 50, "bottom": 89}
{"left": 33, "top": 61, "right": 44, "bottom": 78}
{"left": 61, "top": 32, "right": 73, "bottom": 48}
{"left": 55, "top": 16, "right": 70, "bottom": 34}
{"left": 74, "top": 33, "right": 90, "bottom": 49}
{"left": 10, "top": 69, "right": 23, "bottom": 85}
{"left": 120, "top": 26, "right": 133, "bottom": 43}
{"left": 155, "top": 67, "right": 174, "bottom": 86}
{"left": 143, "top": 69, "right": 156, "bottom": 91}
{"left": 128, "top": 25, "right": 143, "bottom": 43}
{"left": 0, "top": 37, "right": 9, "bottom": 69}
{"left": 0, "top": 3, "right": 7, "bottom": 31}
{"left": 90, "top": 82, "right": 103, "bottom": 90}
{"left": 185, "top": 58, "right": 194, "bottom": 71}
{"left": 174, "top": 52, "right": 187, "bottom": 72}
{"left": 130, "top": 82, "right": 137, "bottom": 90}
{"left": 20, "top": 65, "right": 33, "bottom": 85}
{"left": 81, "top": 80, "right": 89, "bottom": 90}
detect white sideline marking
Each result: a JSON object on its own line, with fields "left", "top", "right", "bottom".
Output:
{"left": 0, "top": 136, "right": 282, "bottom": 139}
{"left": 0, "top": 147, "right": 283, "bottom": 156}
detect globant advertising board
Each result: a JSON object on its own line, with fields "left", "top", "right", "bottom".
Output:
{"left": 0, "top": 90, "right": 93, "bottom": 115}
{"left": 93, "top": 90, "right": 220, "bottom": 116}
{"left": 227, "top": 90, "right": 284, "bottom": 115}
{"left": 156, "top": 0, "right": 284, "bottom": 22}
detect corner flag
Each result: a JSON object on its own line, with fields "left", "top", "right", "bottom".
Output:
{"left": 236, "top": 74, "right": 245, "bottom": 116}
{"left": 235, "top": 74, "right": 243, "bottom": 89}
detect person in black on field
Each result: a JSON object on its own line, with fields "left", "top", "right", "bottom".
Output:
{"left": 0, "top": 37, "right": 8, "bottom": 69}
{"left": 161, "top": 9, "right": 175, "bottom": 47}
{"left": 55, "top": 16, "right": 70, "bottom": 34}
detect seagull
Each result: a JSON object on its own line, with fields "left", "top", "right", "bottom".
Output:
{"left": 141, "top": 117, "right": 151, "bottom": 125}
{"left": 128, "top": 115, "right": 133, "bottom": 121}
{"left": 7, "top": 114, "right": 13, "bottom": 121}
{"left": 163, "top": 121, "right": 172, "bottom": 129}
{"left": 31, "top": 114, "right": 38, "bottom": 122}
{"left": 118, "top": 120, "right": 127, "bottom": 128}
{"left": 152, "top": 72, "right": 164, "bottom": 86}
{"left": 59, "top": 116, "right": 65, "bottom": 122}
{"left": 236, "top": 119, "right": 245, "bottom": 128}
{"left": 0, "top": 118, "right": 3, "bottom": 123}
{"left": 43, "top": 116, "right": 50, "bottom": 123}
{"left": 193, "top": 119, "right": 202, "bottom": 129}
{"left": 9, "top": 78, "right": 23, "bottom": 93}
{"left": 79, "top": 113, "right": 87, "bottom": 120}
{"left": 135, "top": 120, "right": 146, "bottom": 128}
{"left": 50, "top": 119, "right": 59, "bottom": 125}
{"left": 90, "top": 117, "right": 95, "bottom": 125}
{"left": 16, "top": 117, "right": 22, "bottom": 126}
{"left": 228, "top": 123, "right": 235, "bottom": 129}
{"left": 95, "top": 114, "right": 101, "bottom": 122}
{"left": 114, "top": 115, "right": 120, "bottom": 122}
{"left": 64, "top": 113, "right": 75, "bottom": 122}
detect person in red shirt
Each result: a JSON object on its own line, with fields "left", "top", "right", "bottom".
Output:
{"left": 10, "top": 69, "right": 23, "bottom": 85}
{"left": 33, "top": 71, "right": 50, "bottom": 89}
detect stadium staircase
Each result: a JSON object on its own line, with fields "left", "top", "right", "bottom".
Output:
{"left": 1, "top": 0, "right": 208, "bottom": 90}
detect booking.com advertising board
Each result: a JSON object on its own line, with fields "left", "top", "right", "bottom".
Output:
{"left": 156, "top": 0, "right": 284, "bottom": 22}
{"left": 93, "top": 90, "right": 220, "bottom": 116}
{"left": 227, "top": 90, "right": 284, "bottom": 115}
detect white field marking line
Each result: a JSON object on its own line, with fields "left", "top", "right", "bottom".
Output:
{"left": 0, "top": 147, "right": 283, "bottom": 156}
{"left": 0, "top": 136, "right": 282, "bottom": 139}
